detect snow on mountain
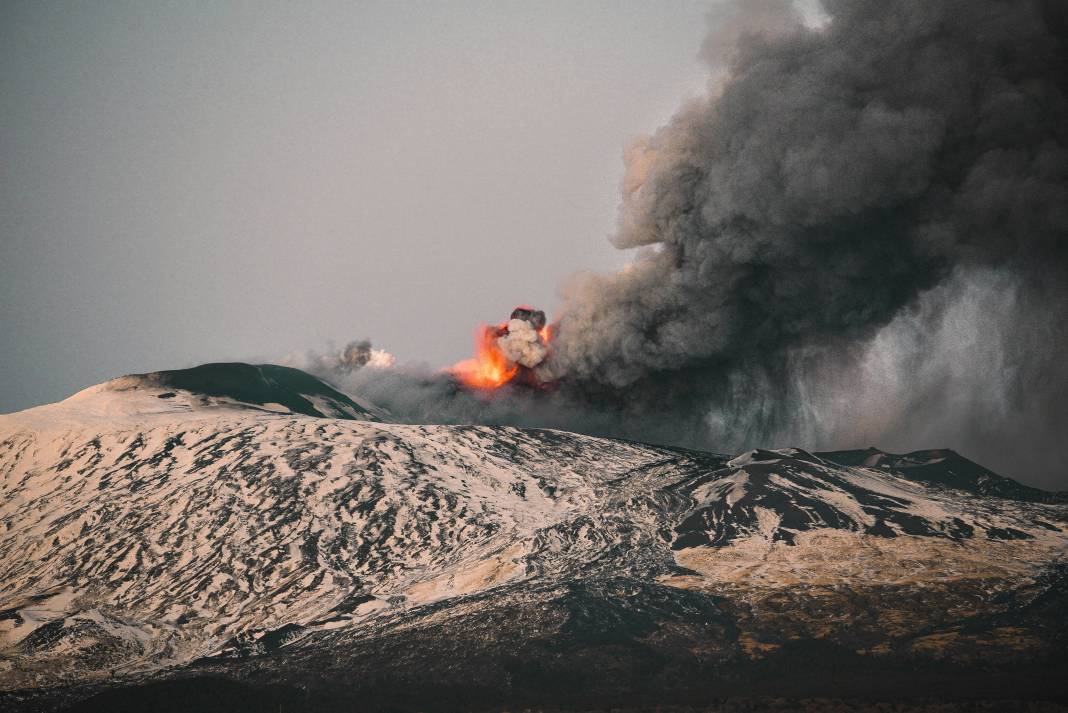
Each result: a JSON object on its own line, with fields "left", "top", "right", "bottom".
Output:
{"left": 1, "top": 363, "right": 1066, "bottom": 710}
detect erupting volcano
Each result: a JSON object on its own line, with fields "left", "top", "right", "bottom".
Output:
{"left": 450, "top": 306, "right": 553, "bottom": 390}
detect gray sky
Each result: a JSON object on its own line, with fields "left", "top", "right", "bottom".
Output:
{"left": 1, "top": 0, "right": 712, "bottom": 413}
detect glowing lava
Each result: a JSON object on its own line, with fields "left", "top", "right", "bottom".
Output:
{"left": 450, "top": 322, "right": 520, "bottom": 389}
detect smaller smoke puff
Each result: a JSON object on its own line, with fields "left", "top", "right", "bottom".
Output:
{"left": 336, "top": 340, "right": 396, "bottom": 372}
{"left": 497, "top": 319, "right": 549, "bottom": 369}
{"left": 293, "top": 339, "right": 395, "bottom": 377}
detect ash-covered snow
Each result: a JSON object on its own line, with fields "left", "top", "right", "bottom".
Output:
{"left": 1, "top": 365, "right": 1066, "bottom": 703}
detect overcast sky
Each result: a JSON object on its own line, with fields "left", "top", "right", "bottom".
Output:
{"left": 1, "top": 0, "right": 715, "bottom": 413}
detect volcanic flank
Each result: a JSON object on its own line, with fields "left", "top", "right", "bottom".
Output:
{"left": 1, "top": 363, "right": 1067, "bottom": 712}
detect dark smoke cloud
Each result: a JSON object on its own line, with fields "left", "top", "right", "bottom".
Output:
{"left": 554, "top": 0, "right": 1067, "bottom": 382}
{"left": 544, "top": 0, "right": 1068, "bottom": 480}
{"left": 340, "top": 0, "right": 1068, "bottom": 489}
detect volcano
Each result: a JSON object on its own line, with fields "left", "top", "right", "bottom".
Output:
{"left": 1, "top": 363, "right": 1067, "bottom": 712}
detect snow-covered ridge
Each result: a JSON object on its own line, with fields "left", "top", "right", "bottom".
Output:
{"left": 0, "top": 364, "right": 1066, "bottom": 700}
{"left": 677, "top": 446, "right": 1066, "bottom": 548}
{"left": 0, "top": 362, "right": 383, "bottom": 433}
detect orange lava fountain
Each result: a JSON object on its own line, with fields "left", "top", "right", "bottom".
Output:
{"left": 449, "top": 322, "right": 519, "bottom": 389}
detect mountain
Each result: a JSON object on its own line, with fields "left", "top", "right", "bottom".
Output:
{"left": 1, "top": 363, "right": 1066, "bottom": 712}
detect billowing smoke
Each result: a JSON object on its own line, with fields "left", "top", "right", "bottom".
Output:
{"left": 541, "top": 0, "right": 1068, "bottom": 481}
{"left": 334, "top": 0, "right": 1068, "bottom": 488}
{"left": 497, "top": 319, "right": 549, "bottom": 369}
{"left": 287, "top": 339, "right": 395, "bottom": 377}
{"left": 554, "top": 0, "right": 1066, "bottom": 382}
{"left": 336, "top": 340, "right": 396, "bottom": 372}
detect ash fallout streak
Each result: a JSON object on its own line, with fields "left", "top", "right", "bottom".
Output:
{"left": 323, "top": 0, "right": 1068, "bottom": 489}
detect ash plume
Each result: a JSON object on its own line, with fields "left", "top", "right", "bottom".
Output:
{"left": 344, "top": 0, "right": 1068, "bottom": 488}
{"left": 555, "top": 0, "right": 1067, "bottom": 382}
{"left": 540, "top": 0, "right": 1068, "bottom": 480}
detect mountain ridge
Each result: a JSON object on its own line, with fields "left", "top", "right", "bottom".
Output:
{"left": 1, "top": 364, "right": 1066, "bottom": 711}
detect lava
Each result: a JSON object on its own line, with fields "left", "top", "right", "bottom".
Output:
{"left": 450, "top": 322, "right": 521, "bottom": 389}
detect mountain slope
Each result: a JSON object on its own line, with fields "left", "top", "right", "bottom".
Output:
{"left": 820, "top": 447, "right": 1068, "bottom": 504}
{"left": 1, "top": 365, "right": 1066, "bottom": 711}
{"left": 1, "top": 363, "right": 381, "bottom": 433}
{"left": 143, "top": 362, "right": 382, "bottom": 421}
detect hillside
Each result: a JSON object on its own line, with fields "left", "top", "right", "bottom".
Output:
{"left": 1, "top": 364, "right": 1066, "bottom": 711}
